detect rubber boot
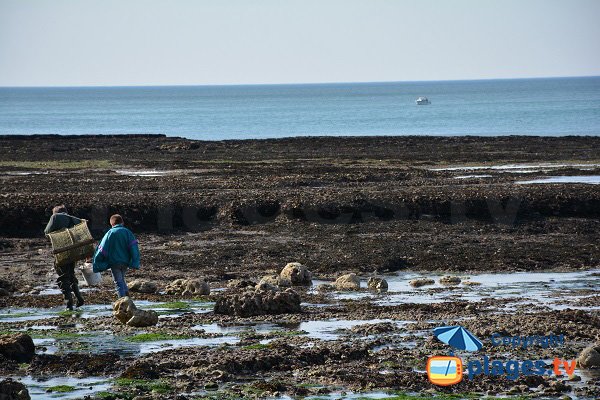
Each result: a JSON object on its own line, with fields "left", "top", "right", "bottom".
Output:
{"left": 58, "top": 281, "right": 73, "bottom": 310}
{"left": 71, "top": 283, "right": 85, "bottom": 308}
{"left": 64, "top": 291, "right": 74, "bottom": 311}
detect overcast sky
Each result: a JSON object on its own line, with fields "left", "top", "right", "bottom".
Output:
{"left": 1, "top": 0, "right": 599, "bottom": 86}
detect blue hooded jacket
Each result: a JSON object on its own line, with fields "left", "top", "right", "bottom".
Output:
{"left": 92, "top": 224, "right": 140, "bottom": 272}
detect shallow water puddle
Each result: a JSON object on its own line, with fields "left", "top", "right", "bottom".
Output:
{"left": 0, "top": 299, "right": 213, "bottom": 324}
{"left": 194, "top": 319, "right": 409, "bottom": 342}
{"left": 138, "top": 299, "right": 214, "bottom": 317}
{"left": 278, "top": 392, "right": 401, "bottom": 399}
{"left": 315, "top": 270, "right": 600, "bottom": 311}
{"left": 115, "top": 169, "right": 173, "bottom": 177}
{"left": 138, "top": 336, "right": 239, "bottom": 353}
{"left": 517, "top": 175, "right": 600, "bottom": 185}
{"left": 430, "top": 163, "right": 600, "bottom": 172}
{"left": 14, "top": 376, "right": 111, "bottom": 400}
{"left": 454, "top": 174, "right": 493, "bottom": 179}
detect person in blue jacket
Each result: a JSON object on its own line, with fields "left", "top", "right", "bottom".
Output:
{"left": 93, "top": 214, "right": 140, "bottom": 297}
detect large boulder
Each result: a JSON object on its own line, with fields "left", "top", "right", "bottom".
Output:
{"left": 113, "top": 297, "right": 137, "bottom": 324}
{"left": 367, "top": 277, "right": 388, "bottom": 292}
{"left": 578, "top": 344, "right": 600, "bottom": 369}
{"left": 280, "top": 262, "right": 312, "bottom": 286}
{"left": 128, "top": 279, "right": 158, "bottom": 294}
{"left": 0, "top": 378, "right": 30, "bottom": 400}
{"left": 127, "top": 310, "right": 159, "bottom": 327}
{"left": 165, "top": 279, "right": 210, "bottom": 296}
{"left": 113, "top": 297, "right": 159, "bottom": 327}
{"left": 0, "top": 334, "right": 35, "bottom": 363}
{"left": 214, "top": 288, "right": 301, "bottom": 317}
{"left": 334, "top": 273, "right": 361, "bottom": 291}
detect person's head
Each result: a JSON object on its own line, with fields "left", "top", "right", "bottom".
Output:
{"left": 110, "top": 214, "right": 124, "bottom": 227}
{"left": 53, "top": 205, "right": 68, "bottom": 214}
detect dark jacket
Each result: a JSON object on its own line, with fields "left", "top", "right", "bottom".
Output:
{"left": 92, "top": 224, "right": 140, "bottom": 272}
{"left": 44, "top": 213, "right": 82, "bottom": 235}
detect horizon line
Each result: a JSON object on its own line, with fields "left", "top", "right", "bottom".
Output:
{"left": 1, "top": 74, "right": 599, "bottom": 89}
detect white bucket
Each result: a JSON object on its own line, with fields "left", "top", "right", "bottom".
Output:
{"left": 80, "top": 262, "right": 102, "bottom": 286}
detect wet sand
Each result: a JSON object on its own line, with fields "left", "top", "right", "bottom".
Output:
{"left": 1, "top": 135, "right": 599, "bottom": 399}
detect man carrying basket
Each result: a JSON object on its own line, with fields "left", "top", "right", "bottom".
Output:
{"left": 44, "top": 205, "right": 86, "bottom": 310}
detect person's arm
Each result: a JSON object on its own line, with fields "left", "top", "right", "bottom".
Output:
{"left": 128, "top": 231, "right": 140, "bottom": 269}
{"left": 44, "top": 215, "right": 57, "bottom": 235}
{"left": 70, "top": 215, "right": 82, "bottom": 226}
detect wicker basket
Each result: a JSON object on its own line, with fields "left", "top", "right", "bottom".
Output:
{"left": 47, "top": 221, "right": 95, "bottom": 267}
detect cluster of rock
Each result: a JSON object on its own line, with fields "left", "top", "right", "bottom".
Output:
{"left": 113, "top": 297, "right": 159, "bottom": 327}
{"left": 408, "top": 276, "right": 475, "bottom": 287}
{"left": 0, "top": 334, "right": 35, "bottom": 363}
{"left": 214, "top": 287, "right": 301, "bottom": 317}
{"left": 164, "top": 278, "right": 210, "bottom": 296}
{"left": 215, "top": 262, "right": 309, "bottom": 316}
{"left": 316, "top": 274, "right": 388, "bottom": 292}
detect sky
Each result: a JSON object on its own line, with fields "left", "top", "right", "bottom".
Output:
{"left": 1, "top": 0, "right": 599, "bottom": 87}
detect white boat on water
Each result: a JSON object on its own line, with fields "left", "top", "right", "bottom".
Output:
{"left": 416, "top": 96, "right": 431, "bottom": 105}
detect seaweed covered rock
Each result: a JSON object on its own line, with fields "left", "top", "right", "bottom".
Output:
{"left": 279, "top": 262, "right": 312, "bottom": 286}
{"left": 409, "top": 278, "right": 435, "bottom": 287}
{"left": 113, "top": 297, "right": 158, "bottom": 327}
{"left": 439, "top": 275, "right": 461, "bottom": 285}
{"left": 0, "top": 334, "right": 35, "bottom": 363}
{"left": 165, "top": 278, "right": 210, "bottom": 296}
{"left": 128, "top": 279, "right": 158, "bottom": 294}
{"left": 367, "top": 277, "right": 388, "bottom": 292}
{"left": 0, "top": 378, "right": 30, "bottom": 400}
{"left": 578, "top": 344, "right": 600, "bottom": 369}
{"left": 214, "top": 288, "right": 301, "bottom": 317}
{"left": 334, "top": 273, "right": 361, "bottom": 291}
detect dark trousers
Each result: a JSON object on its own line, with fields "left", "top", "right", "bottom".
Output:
{"left": 54, "top": 262, "right": 79, "bottom": 299}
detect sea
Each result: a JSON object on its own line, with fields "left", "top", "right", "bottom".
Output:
{"left": 0, "top": 76, "right": 599, "bottom": 140}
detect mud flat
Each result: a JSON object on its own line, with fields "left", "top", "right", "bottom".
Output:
{"left": 0, "top": 135, "right": 599, "bottom": 399}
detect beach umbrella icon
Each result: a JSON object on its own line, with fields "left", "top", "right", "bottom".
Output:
{"left": 433, "top": 325, "right": 483, "bottom": 352}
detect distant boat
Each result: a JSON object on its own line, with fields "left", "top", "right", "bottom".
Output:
{"left": 416, "top": 96, "right": 431, "bottom": 105}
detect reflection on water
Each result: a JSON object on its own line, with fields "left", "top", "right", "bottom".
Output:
{"left": 313, "top": 270, "right": 600, "bottom": 311}
{"left": 0, "top": 299, "right": 213, "bottom": 323}
{"left": 15, "top": 376, "right": 111, "bottom": 400}
{"left": 517, "top": 175, "right": 600, "bottom": 185}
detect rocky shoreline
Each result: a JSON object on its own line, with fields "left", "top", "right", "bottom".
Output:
{"left": 0, "top": 135, "right": 599, "bottom": 399}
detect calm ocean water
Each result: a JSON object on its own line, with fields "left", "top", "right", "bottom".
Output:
{"left": 1, "top": 77, "right": 599, "bottom": 139}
